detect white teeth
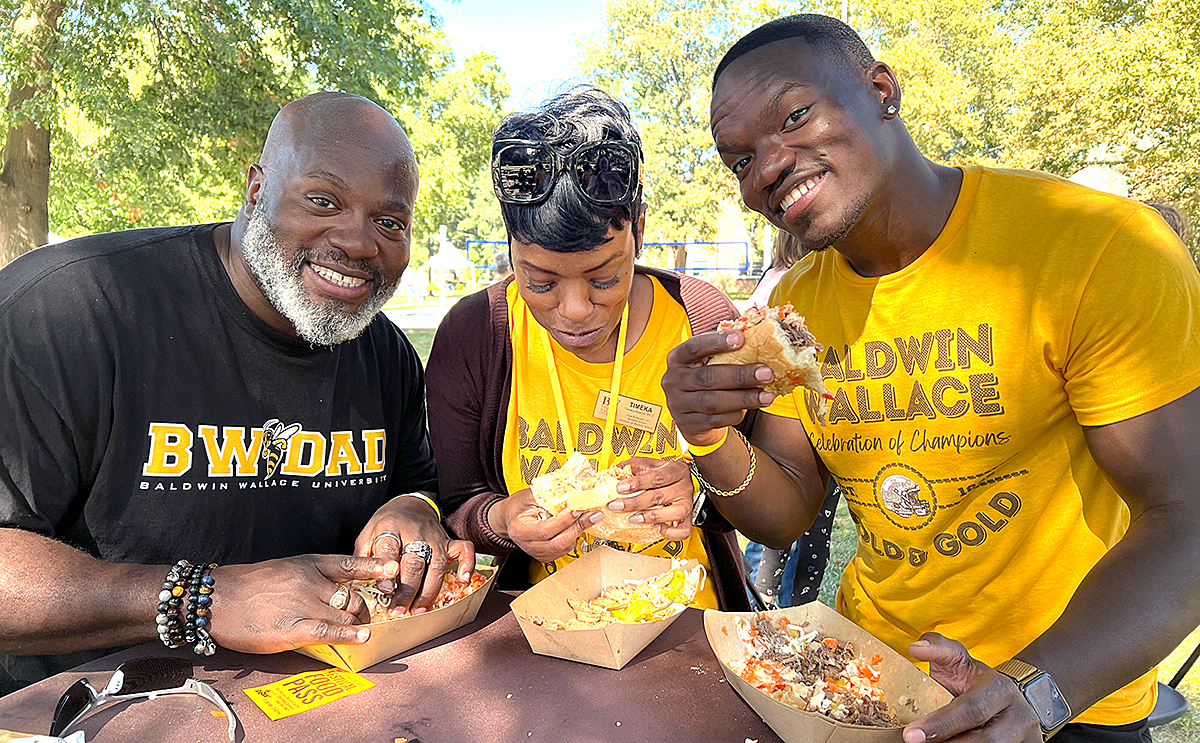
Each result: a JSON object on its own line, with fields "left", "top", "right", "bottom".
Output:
{"left": 311, "top": 263, "right": 367, "bottom": 288}
{"left": 779, "top": 175, "right": 823, "bottom": 211}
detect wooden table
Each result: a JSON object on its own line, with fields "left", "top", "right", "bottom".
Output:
{"left": 0, "top": 591, "right": 782, "bottom": 743}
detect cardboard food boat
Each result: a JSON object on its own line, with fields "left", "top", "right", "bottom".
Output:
{"left": 704, "top": 603, "right": 952, "bottom": 743}
{"left": 511, "top": 546, "right": 697, "bottom": 670}
{"left": 296, "top": 564, "right": 497, "bottom": 672}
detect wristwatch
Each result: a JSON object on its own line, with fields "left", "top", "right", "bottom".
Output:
{"left": 994, "top": 659, "right": 1072, "bottom": 739}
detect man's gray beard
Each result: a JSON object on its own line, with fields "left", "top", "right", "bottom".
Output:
{"left": 241, "top": 208, "right": 398, "bottom": 347}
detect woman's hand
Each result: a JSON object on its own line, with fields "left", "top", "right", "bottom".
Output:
{"left": 609, "top": 457, "right": 695, "bottom": 541}
{"left": 488, "top": 488, "right": 601, "bottom": 563}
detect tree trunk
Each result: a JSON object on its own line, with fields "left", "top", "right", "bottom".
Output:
{"left": 673, "top": 243, "right": 688, "bottom": 269}
{"left": 0, "top": 1, "right": 66, "bottom": 268}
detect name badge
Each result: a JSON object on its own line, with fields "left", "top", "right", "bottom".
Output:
{"left": 594, "top": 392, "right": 663, "bottom": 433}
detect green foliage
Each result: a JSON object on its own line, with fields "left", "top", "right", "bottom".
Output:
{"left": 580, "top": 0, "right": 1199, "bottom": 255}
{"left": 2, "top": 0, "right": 506, "bottom": 252}
{"left": 389, "top": 51, "right": 510, "bottom": 264}
{"left": 842, "top": 0, "right": 1015, "bottom": 164}
{"left": 578, "top": 0, "right": 783, "bottom": 247}
{"left": 832, "top": 0, "right": 1198, "bottom": 252}
{"left": 1002, "top": 0, "right": 1200, "bottom": 253}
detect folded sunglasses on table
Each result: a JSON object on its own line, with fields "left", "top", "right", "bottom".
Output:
{"left": 48, "top": 657, "right": 236, "bottom": 741}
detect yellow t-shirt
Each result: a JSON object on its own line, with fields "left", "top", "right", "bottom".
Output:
{"left": 767, "top": 166, "right": 1200, "bottom": 725}
{"left": 502, "top": 275, "right": 719, "bottom": 609}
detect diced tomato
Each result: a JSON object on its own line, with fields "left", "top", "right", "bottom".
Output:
{"left": 721, "top": 626, "right": 728, "bottom": 635}
{"left": 871, "top": 654, "right": 883, "bottom": 665}
{"left": 824, "top": 637, "right": 839, "bottom": 649}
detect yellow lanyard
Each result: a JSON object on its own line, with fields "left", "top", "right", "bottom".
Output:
{"left": 541, "top": 301, "right": 630, "bottom": 470}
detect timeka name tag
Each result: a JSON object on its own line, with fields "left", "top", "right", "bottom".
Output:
{"left": 594, "top": 392, "right": 663, "bottom": 433}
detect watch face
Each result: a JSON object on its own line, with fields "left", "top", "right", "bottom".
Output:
{"left": 1025, "top": 673, "right": 1072, "bottom": 731}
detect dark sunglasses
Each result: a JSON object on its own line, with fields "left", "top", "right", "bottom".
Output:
{"left": 491, "top": 139, "right": 642, "bottom": 207}
{"left": 50, "top": 657, "right": 236, "bottom": 741}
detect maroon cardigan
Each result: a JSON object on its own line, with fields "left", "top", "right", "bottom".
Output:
{"left": 426, "top": 266, "right": 751, "bottom": 611}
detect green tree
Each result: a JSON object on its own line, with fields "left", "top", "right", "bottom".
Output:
{"left": 582, "top": 0, "right": 1198, "bottom": 260}
{"left": 393, "top": 51, "right": 509, "bottom": 266}
{"left": 579, "top": 0, "right": 782, "bottom": 266}
{"left": 1001, "top": 0, "right": 1200, "bottom": 255}
{"left": 825, "top": 0, "right": 1017, "bottom": 164}
{"left": 0, "top": 0, "right": 446, "bottom": 266}
{"left": 828, "top": 0, "right": 1199, "bottom": 252}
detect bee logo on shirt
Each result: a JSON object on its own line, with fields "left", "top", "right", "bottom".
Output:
{"left": 141, "top": 421, "right": 388, "bottom": 480}
{"left": 261, "top": 418, "right": 302, "bottom": 479}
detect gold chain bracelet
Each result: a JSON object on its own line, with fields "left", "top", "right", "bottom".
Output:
{"left": 690, "top": 427, "right": 756, "bottom": 498}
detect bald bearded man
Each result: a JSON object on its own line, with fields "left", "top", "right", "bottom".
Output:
{"left": 0, "top": 92, "right": 473, "bottom": 694}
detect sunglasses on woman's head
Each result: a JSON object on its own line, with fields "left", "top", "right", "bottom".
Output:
{"left": 491, "top": 139, "right": 642, "bottom": 207}
{"left": 50, "top": 656, "right": 236, "bottom": 741}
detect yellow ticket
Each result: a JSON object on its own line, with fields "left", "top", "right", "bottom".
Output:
{"left": 243, "top": 668, "right": 375, "bottom": 720}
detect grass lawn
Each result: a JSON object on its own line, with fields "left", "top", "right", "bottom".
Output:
{"left": 403, "top": 328, "right": 435, "bottom": 364}
{"left": 408, "top": 324, "right": 1199, "bottom": 737}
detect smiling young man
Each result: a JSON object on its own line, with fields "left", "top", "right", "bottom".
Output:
{"left": 660, "top": 14, "right": 1200, "bottom": 743}
{"left": 0, "top": 92, "right": 473, "bottom": 694}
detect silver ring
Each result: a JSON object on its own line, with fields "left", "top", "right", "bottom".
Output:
{"left": 372, "top": 531, "right": 401, "bottom": 549}
{"left": 402, "top": 540, "right": 433, "bottom": 564}
{"left": 329, "top": 584, "right": 351, "bottom": 611}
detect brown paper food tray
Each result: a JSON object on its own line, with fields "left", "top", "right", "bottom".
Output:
{"left": 295, "top": 564, "right": 496, "bottom": 672}
{"left": 704, "top": 604, "right": 952, "bottom": 743}
{"left": 510, "top": 546, "right": 695, "bottom": 670}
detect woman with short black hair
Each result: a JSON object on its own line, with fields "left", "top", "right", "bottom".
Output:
{"left": 426, "top": 87, "right": 750, "bottom": 609}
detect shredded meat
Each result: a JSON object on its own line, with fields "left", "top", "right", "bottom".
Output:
{"left": 750, "top": 614, "right": 900, "bottom": 727}
{"left": 782, "top": 317, "right": 819, "bottom": 350}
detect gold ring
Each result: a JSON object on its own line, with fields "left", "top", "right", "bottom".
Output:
{"left": 329, "top": 584, "right": 351, "bottom": 611}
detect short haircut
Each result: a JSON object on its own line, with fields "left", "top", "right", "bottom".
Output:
{"left": 493, "top": 249, "right": 511, "bottom": 274}
{"left": 771, "top": 228, "right": 808, "bottom": 269}
{"left": 494, "top": 86, "right": 642, "bottom": 254}
{"left": 713, "top": 14, "right": 875, "bottom": 89}
{"left": 1147, "top": 203, "right": 1191, "bottom": 244}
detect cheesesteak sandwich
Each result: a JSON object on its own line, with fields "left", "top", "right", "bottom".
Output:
{"left": 529, "top": 452, "right": 663, "bottom": 544}
{"left": 707, "top": 304, "right": 832, "bottom": 423}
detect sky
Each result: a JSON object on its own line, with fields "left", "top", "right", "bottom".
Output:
{"left": 428, "top": 0, "right": 606, "bottom": 107}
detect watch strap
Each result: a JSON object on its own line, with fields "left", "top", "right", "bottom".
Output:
{"left": 995, "top": 659, "right": 1071, "bottom": 740}
{"left": 995, "top": 658, "right": 1041, "bottom": 685}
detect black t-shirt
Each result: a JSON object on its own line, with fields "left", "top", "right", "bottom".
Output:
{"left": 0, "top": 224, "right": 436, "bottom": 691}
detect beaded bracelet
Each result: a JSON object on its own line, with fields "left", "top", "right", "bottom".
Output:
{"left": 186, "top": 563, "right": 217, "bottom": 656}
{"left": 156, "top": 560, "right": 217, "bottom": 655}
{"left": 156, "top": 560, "right": 189, "bottom": 649}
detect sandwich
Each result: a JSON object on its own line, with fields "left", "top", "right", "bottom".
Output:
{"left": 529, "top": 452, "right": 663, "bottom": 544}
{"left": 707, "top": 304, "right": 832, "bottom": 423}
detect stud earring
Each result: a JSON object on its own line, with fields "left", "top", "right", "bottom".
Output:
{"left": 886, "top": 104, "right": 898, "bottom": 116}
